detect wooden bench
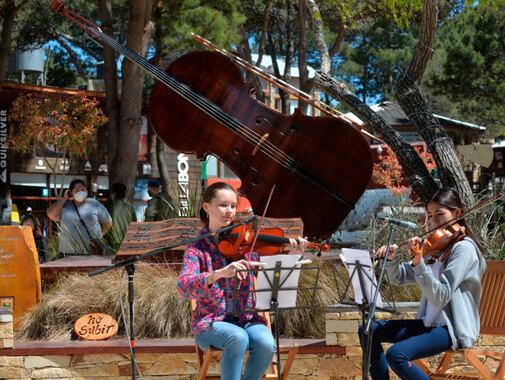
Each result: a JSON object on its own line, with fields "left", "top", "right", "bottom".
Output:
{"left": 0, "top": 338, "right": 344, "bottom": 357}
{"left": 416, "top": 260, "right": 505, "bottom": 379}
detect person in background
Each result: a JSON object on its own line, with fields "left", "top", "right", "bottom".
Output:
{"left": 107, "top": 182, "right": 137, "bottom": 248}
{"left": 144, "top": 179, "right": 176, "bottom": 221}
{"left": 21, "top": 211, "right": 48, "bottom": 263}
{"left": 47, "top": 179, "right": 112, "bottom": 257}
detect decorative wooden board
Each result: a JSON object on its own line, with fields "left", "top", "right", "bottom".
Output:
{"left": 0, "top": 226, "right": 42, "bottom": 328}
{"left": 116, "top": 217, "right": 304, "bottom": 260}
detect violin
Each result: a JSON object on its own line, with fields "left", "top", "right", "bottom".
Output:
{"left": 218, "top": 223, "right": 330, "bottom": 260}
{"left": 410, "top": 223, "right": 466, "bottom": 261}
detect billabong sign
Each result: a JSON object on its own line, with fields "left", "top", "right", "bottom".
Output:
{"left": 74, "top": 313, "right": 118, "bottom": 340}
{"left": 177, "top": 153, "right": 189, "bottom": 217}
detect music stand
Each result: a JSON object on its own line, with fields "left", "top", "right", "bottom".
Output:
{"left": 331, "top": 225, "right": 398, "bottom": 380}
{"left": 235, "top": 254, "right": 322, "bottom": 380}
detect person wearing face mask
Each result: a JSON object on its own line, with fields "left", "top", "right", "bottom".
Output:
{"left": 47, "top": 179, "right": 112, "bottom": 257}
{"left": 144, "top": 179, "right": 176, "bottom": 221}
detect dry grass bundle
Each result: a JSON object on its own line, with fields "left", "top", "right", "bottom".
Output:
{"left": 276, "top": 261, "right": 341, "bottom": 338}
{"left": 17, "top": 264, "right": 191, "bottom": 341}
{"left": 17, "top": 257, "right": 422, "bottom": 342}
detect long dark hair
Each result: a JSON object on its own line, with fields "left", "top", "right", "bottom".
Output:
{"left": 429, "top": 187, "right": 484, "bottom": 252}
{"left": 199, "top": 182, "right": 238, "bottom": 226}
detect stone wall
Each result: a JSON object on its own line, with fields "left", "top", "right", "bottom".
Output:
{"left": 0, "top": 308, "right": 13, "bottom": 349}
{"left": 2, "top": 302, "right": 504, "bottom": 379}
{"left": 0, "top": 353, "right": 348, "bottom": 379}
{"left": 0, "top": 307, "right": 349, "bottom": 379}
{"left": 326, "top": 303, "right": 505, "bottom": 379}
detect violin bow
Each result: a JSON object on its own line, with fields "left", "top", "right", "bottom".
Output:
{"left": 245, "top": 185, "right": 277, "bottom": 260}
{"left": 192, "top": 33, "right": 383, "bottom": 143}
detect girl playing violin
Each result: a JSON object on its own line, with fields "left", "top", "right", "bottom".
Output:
{"left": 361, "top": 187, "right": 487, "bottom": 380}
{"left": 177, "top": 182, "right": 307, "bottom": 380}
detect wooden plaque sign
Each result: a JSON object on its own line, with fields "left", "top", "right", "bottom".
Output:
{"left": 116, "top": 217, "right": 304, "bottom": 260}
{"left": 0, "top": 226, "right": 42, "bottom": 328}
{"left": 74, "top": 313, "right": 118, "bottom": 340}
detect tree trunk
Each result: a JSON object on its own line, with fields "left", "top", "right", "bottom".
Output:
{"left": 297, "top": 0, "right": 309, "bottom": 113}
{"left": 156, "top": 137, "right": 170, "bottom": 192}
{"left": 394, "top": 76, "right": 474, "bottom": 206}
{"left": 393, "top": 0, "right": 474, "bottom": 206}
{"left": 305, "top": 0, "right": 330, "bottom": 74}
{"left": 153, "top": 0, "right": 170, "bottom": 192}
{"left": 255, "top": 0, "right": 272, "bottom": 67}
{"left": 329, "top": 18, "right": 345, "bottom": 57}
{"left": 267, "top": 33, "right": 287, "bottom": 113}
{"left": 98, "top": 0, "right": 121, "bottom": 182}
{"left": 109, "top": 0, "right": 154, "bottom": 199}
{"left": 237, "top": 29, "right": 265, "bottom": 103}
{"left": 279, "top": 0, "right": 294, "bottom": 114}
{"left": 0, "top": 1, "right": 17, "bottom": 82}
{"left": 314, "top": 73, "right": 438, "bottom": 201}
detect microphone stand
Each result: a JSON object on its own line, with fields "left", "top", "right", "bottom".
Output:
{"left": 87, "top": 215, "right": 258, "bottom": 380}
{"left": 361, "top": 222, "right": 398, "bottom": 380}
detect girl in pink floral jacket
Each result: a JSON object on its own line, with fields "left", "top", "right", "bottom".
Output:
{"left": 177, "top": 182, "right": 305, "bottom": 380}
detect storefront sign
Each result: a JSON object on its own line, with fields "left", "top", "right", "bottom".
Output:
{"left": 0, "top": 109, "right": 7, "bottom": 184}
{"left": 177, "top": 153, "right": 190, "bottom": 217}
{"left": 34, "top": 159, "right": 47, "bottom": 170}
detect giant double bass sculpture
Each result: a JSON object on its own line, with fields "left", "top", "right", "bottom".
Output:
{"left": 52, "top": 1, "right": 373, "bottom": 238}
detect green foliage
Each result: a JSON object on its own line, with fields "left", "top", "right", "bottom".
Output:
{"left": 158, "top": 0, "right": 244, "bottom": 54}
{"left": 45, "top": 47, "right": 92, "bottom": 88}
{"left": 424, "top": 5, "right": 505, "bottom": 137}
{"left": 337, "top": 17, "right": 416, "bottom": 102}
{"left": 320, "top": 0, "right": 422, "bottom": 30}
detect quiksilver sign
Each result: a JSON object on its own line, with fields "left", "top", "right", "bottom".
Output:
{"left": 0, "top": 109, "right": 7, "bottom": 183}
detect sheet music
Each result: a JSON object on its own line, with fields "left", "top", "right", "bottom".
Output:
{"left": 340, "top": 249, "right": 382, "bottom": 307}
{"left": 255, "top": 254, "right": 302, "bottom": 310}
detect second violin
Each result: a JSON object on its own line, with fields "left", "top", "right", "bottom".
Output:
{"left": 410, "top": 223, "right": 466, "bottom": 261}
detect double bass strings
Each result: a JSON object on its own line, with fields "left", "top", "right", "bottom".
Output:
{"left": 96, "top": 30, "right": 299, "bottom": 172}
{"left": 91, "top": 27, "right": 352, "bottom": 206}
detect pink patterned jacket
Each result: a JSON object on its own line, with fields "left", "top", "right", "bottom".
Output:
{"left": 177, "top": 228, "right": 265, "bottom": 334}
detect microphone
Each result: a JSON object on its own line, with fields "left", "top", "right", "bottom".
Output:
{"left": 376, "top": 215, "right": 417, "bottom": 230}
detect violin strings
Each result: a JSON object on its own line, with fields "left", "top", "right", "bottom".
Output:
{"left": 97, "top": 31, "right": 299, "bottom": 171}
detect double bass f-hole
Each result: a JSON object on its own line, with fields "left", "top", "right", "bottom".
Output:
{"left": 254, "top": 116, "right": 300, "bottom": 136}
{"left": 255, "top": 116, "right": 283, "bottom": 135}
{"left": 231, "top": 149, "right": 263, "bottom": 187}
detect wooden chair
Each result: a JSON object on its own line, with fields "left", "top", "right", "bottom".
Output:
{"left": 190, "top": 300, "right": 299, "bottom": 380}
{"left": 416, "top": 260, "right": 505, "bottom": 379}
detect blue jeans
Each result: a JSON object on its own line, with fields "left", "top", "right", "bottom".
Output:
{"left": 359, "top": 319, "right": 452, "bottom": 380}
{"left": 195, "top": 321, "right": 276, "bottom": 380}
